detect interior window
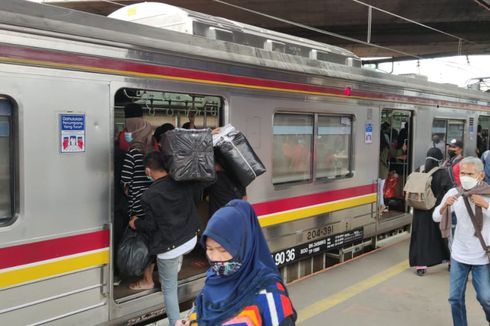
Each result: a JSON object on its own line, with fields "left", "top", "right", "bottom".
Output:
{"left": 315, "top": 115, "right": 352, "bottom": 179}
{"left": 0, "top": 97, "right": 14, "bottom": 224}
{"left": 272, "top": 114, "right": 313, "bottom": 185}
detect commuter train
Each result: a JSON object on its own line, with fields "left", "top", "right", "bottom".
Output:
{"left": 1, "top": 1, "right": 489, "bottom": 324}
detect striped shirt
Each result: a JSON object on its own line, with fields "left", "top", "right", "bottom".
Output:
{"left": 189, "top": 282, "right": 296, "bottom": 326}
{"left": 121, "top": 148, "right": 151, "bottom": 218}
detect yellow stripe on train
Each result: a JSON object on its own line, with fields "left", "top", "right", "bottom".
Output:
{"left": 0, "top": 249, "right": 109, "bottom": 289}
{"left": 258, "top": 194, "right": 377, "bottom": 227}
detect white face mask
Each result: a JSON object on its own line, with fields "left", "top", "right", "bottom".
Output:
{"left": 460, "top": 176, "right": 478, "bottom": 190}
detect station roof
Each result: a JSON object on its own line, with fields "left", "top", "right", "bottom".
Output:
{"left": 33, "top": 0, "right": 490, "bottom": 60}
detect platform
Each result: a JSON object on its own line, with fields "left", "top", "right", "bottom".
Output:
{"left": 148, "top": 235, "right": 487, "bottom": 325}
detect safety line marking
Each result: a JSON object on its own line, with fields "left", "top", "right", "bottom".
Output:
{"left": 297, "top": 259, "right": 409, "bottom": 324}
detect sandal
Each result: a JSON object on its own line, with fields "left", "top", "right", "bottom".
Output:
{"left": 129, "top": 280, "right": 154, "bottom": 291}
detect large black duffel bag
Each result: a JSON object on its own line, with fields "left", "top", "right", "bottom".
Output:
{"left": 160, "top": 128, "right": 215, "bottom": 182}
{"left": 116, "top": 228, "right": 150, "bottom": 278}
{"left": 214, "top": 127, "right": 266, "bottom": 187}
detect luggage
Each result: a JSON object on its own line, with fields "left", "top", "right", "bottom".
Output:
{"left": 160, "top": 128, "right": 215, "bottom": 182}
{"left": 116, "top": 228, "right": 150, "bottom": 278}
{"left": 403, "top": 167, "right": 441, "bottom": 210}
{"left": 213, "top": 125, "right": 266, "bottom": 187}
{"left": 383, "top": 171, "right": 399, "bottom": 199}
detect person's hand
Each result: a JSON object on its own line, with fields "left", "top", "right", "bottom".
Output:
{"left": 445, "top": 196, "right": 457, "bottom": 207}
{"left": 471, "top": 195, "right": 489, "bottom": 209}
{"left": 129, "top": 216, "right": 138, "bottom": 230}
{"left": 176, "top": 319, "right": 190, "bottom": 326}
{"left": 211, "top": 127, "right": 220, "bottom": 135}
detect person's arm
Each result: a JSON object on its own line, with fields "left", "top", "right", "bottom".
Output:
{"left": 133, "top": 194, "right": 158, "bottom": 232}
{"left": 120, "top": 151, "right": 134, "bottom": 196}
{"left": 433, "top": 189, "right": 455, "bottom": 222}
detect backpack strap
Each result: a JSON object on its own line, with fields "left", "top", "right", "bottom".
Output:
{"left": 426, "top": 166, "right": 441, "bottom": 177}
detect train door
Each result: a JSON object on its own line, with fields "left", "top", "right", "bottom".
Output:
{"left": 477, "top": 115, "right": 490, "bottom": 156}
{"left": 111, "top": 86, "right": 223, "bottom": 312}
{"left": 379, "top": 109, "right": 412, "bottom": 218}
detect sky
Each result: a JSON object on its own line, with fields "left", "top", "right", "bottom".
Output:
{"left": 369, "top": 55, "right": 490, "bottom": 90}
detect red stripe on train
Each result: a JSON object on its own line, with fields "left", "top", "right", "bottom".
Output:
{"left": 0, "top": 230, "right": 109, "bottom": 270}
{"left": 0, "top": 45, "right": 485, "bottom": 111}
{"left": 252, "top": 184, "right": 376, "bottom": 216}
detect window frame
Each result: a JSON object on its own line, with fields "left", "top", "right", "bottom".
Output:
{"left": 272, "top": 111, "right": 354, "bottom": 187}
{"left": 0, "top": 96, "right": 18, "bottom": 226}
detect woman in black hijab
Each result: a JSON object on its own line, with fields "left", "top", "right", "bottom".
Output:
{"left": 409, "top": 147, "right": 452, "bottom": 276}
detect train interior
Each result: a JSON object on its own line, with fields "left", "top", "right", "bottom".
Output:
{"left": 112, "top": 88, "right": 222, "bottom": 302}
{"left": 379, "top": 109, "right": 412, "bottom": 218}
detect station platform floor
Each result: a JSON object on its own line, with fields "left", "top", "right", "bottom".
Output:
{"left": 150, "top": 234, "right": 488, "bottom": 325}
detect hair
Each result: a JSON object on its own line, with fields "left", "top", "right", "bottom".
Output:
{"left": 153, "top": 123, "right": 175, "bottom": 143}
{"left": 460, "top": 156, "right": 484, "bottom": 173}
{"left": 143, "top": 151, "right": 167, "bottom": 171}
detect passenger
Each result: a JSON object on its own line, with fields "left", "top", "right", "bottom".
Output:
{"left": 482, "top": 149, "right": 490, "bottom": 184}
{"left": 153, "top": 123, "right": 175, "bottom": 151}
{"left": 430, "top": 134, "right": 446, "bottom": 155}
{"left": 206, "top": 150, "right": 247, "bottom": 216}
{"left": 177, "top": 200, "right": 296, "bottom": 326}
{"left": 120, "top": 103, "right": 155, "bottom": 290}
{"left": 182, "top": 110, "right": 196, "bottom": 129}
{"left": 129, "top": 151, "right": 203, "bottom": 326}
{"left": 408, "top": 148, "right": 451, "bottom": 276}
{"left": 378, "top": 132, "right": 390, "bottom": 213}
{"left": 433, "top": 157, "right": 490, "bottom": 326}
{"left": 397, "top": 121, "right": 409, "bottom": 149}
{"left": 444, "top": 139, "right": 464, "bottom": 187}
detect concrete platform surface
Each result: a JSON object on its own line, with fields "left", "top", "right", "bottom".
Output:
{"left": 149, "top": 236, "right": 488, "bottom": 325}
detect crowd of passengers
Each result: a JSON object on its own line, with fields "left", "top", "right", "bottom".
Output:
{"left": 394, "top": 131, "right": 490, "bottom": 326}
{"left": 114, "top": 103, "right": 296, "bottom": 326}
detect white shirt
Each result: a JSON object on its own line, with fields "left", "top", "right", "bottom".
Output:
{"left": 157, "top": 236, "right": 197, "bottom": 260}
{"left": 433, "top": 188, "right": 490, "bottom": 265}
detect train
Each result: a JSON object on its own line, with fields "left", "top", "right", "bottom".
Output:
{"left": 1, "top": 1, "right": 489, "bottom": 325}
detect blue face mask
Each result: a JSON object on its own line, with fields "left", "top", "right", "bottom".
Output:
{"left": 208, "top": 258, "right": 242, "bottom": 277}
{"left": 124, "top": 132, "right": 133, "bottom": 143}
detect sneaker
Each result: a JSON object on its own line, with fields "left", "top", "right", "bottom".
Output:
{"left": 416, "top": 269, "right": 426, "bottom": 276}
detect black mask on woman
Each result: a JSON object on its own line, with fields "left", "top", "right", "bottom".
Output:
{"left": 448, "top": 150, "right": 457, "bottom": 158}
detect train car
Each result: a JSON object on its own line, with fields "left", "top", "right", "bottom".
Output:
{"left": 1, "top": 1, "right": 489, "bottom": 324}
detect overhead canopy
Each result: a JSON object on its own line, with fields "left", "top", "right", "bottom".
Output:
{"left": 33, "top": 0, "right": 490, "bottom": 59}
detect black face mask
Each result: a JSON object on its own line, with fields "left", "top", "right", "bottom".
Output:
{"left": 448, "top": 150, "right": 457, "bottom": 158}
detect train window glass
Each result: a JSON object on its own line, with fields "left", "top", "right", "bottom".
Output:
{"left": 272, "top": 113, "right": 313, "bottom": 185}
{"left": 447, "top": 120, "right": 464, "bottom": 143}
{"left": 431, "top": 119, "right": 447, "bottom": 144}
{"left": 0, "top": 97, "right": 14, "bottom": 224}
{"left": 315, "top": 115, "right": 352, "bottom": 179}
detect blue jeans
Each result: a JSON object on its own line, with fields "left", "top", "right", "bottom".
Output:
{"left": 157, "top": 255, "right": 183, "bottom": 326}
{"left": 448, "top": 258, "right": 490, "bottom": 326}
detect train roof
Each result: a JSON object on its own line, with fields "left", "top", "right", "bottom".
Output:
{"left": 0, "top": 0, "right": 489, "bottom": 103}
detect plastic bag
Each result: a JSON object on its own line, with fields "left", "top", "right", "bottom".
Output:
{"left": 383, "top": 171, "right": 399, "bottom": 199}
{"left": 116, "top": 228, "right": 151, "bottom": 278}
{"left": 214, "top": 125, "right": 266, "bottom": 187}
{"left": 161, "top": 128, "right": 215, "bottom": 182}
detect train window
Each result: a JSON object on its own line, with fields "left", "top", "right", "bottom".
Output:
{"left": 0, "top": 97, "right": 15, "bottom": 224}
{"left": 315, "top": 115, "right": 352, "bottom": 179}
{"left": 432, "top": 119, "right": 464, "bottom": 158}
{"left": 272, "top": 114, "right": 313, "bottom": 185}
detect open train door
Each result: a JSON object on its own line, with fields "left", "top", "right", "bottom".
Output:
{"left": 379, "top": 109, "right": 412, "bottom": 219}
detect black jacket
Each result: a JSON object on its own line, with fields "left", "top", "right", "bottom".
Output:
{"left": 135, "top": 176, "right": 206, "bottom": 255}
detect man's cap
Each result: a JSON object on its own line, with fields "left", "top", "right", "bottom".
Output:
{"left": 447, "top": 139, "right": 464, "bottom": 148}
{"left": 124, "top": 103, "right": 143, "bottom": 118}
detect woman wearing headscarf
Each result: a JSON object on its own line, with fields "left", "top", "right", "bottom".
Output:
{"left": 409, "top": 147, "right": 452, "bottom": 276}
{"left": 177, "top": 200, "right": 296, "bottom": 326}
{"left": 120, "top": 103, "right": 155, "bottom": 290}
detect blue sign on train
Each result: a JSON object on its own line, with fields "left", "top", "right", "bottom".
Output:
{"left": 59, "top": 113, "right": 86, "bottom": 153}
